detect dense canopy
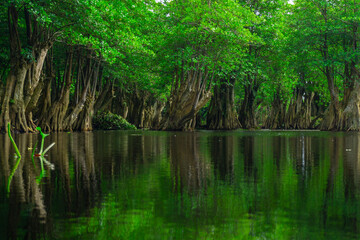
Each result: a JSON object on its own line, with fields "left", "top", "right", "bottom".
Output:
{"left": 0, "top": 0, "right": 360, "bottom": 132}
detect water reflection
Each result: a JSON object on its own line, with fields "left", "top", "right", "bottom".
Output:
{"left": 344, "top": 134, "right": 360, "bottom": 196}
{"left": 343, "top": 134, "right": 360, "bottom": 233}
{"left": 71, "top": 133, "right": 98, "bottom": 215}
{"left": 1, "top": 131, "right": 360, "bottom": 239}
{"left": 169, "top": 133, "right": 211, "bottom": 197}
{"left": 210, "top": 135, "right": 235, "bottom": 182}
{"left": 240, "top": 136, "right": 257, "bottom": 180}
{"left": 0, "top": 133, "right": 48, "bottom": 239}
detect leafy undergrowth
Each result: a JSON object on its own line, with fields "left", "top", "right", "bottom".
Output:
{"left": 93, "top": 112, "right": 137, "bottom": 130}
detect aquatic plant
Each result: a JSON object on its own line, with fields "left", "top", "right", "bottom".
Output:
{"left": 7, "top": 123, "right": 21, "bottom": 158}
{"left": 6, "top": 123, "right": 21, "bottom": 194}
{"left": 7, "top": 124, "right": 56, "bottom": 193}
{"left": 36, "top": 126, "right": 50, "bottom": 155}
{"left": 34, "top": 127, "right": 55, "bottom": 181}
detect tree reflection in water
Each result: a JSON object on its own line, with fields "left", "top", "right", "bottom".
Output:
{"left": 170, "top": 133, "right": 210, "bottom": 196}
{"left": 0, "top": 132, "right": 101, "bottom": 239}
{"left": 1, "top": 131, "right": 360, "bottom": 239}
{"left": 210, "top": 135, "right": 235, "bottom": 182}
{"left": 0, "top": 134, "right": 47, "bottom": 239}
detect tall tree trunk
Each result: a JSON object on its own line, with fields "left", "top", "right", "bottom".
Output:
{"left": 207, "top": 77, "right": 240, "bottom": 130}
{"left": 73, "top": 95, "right": 95, "bottom": 131}
{"left": 1, "top": 5, "right": 52, "bottom": 132}
{"left": 0, "top": 5, "right": 28, "bottom": 132}
{"left": 110, "top": 87, "right": 128, "bottom": 119}
{"left": 339, "top": 80, "right": 360, "bottom": 131}
{"left": 285, "top": 88, "right": 315, "bottom": 129}
{"left": 264, "top": 92, "right": 286, "bottom": 129}
{"left": 63, "top": 55, "right": 97, "bottom": 131}
{"left": 160, "top": 63, "right": 213, "bottom": 131}
{"left": 239, "top": 76, "right": 258, "bottom": 129}
{"left": 94, "top": 80, "right": 114, "bottom": 113}
{"left": 239, "top": 44, "right": 260, "bottom": 129}
{"left": 41, "top": 47, "right": 74, "bottom": 131}
{"left": 320, "top": 69, "right": 341, "bottom": 130}
{"left": 337, "top": 22, "right": 360, "bottom": 131}
{"left": 126, "top": 85, "right": 148, "bottom": 128}
{"left": 37, "top": 52, "right": 54, "bottom": 126}
{"left": 319, "top": 7, "right": 341, "bottom": 131}
{"left": 150, "top": 101, "right": 165, "bottom": 129}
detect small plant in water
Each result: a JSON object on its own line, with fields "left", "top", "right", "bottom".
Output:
{"left": 6, "top": 123, "right": 56, "bottom": 194}
{"left": 34, "top": 127, "right": 55, "bottom": 182}
{"left": 7, "top": 123, "right": 21, "bottom": 194}
{"left": 7, "top": 123, "right": 21, "bottom": 159}
{"left": 35, "top": 127, "right": 55, "bottom": 158}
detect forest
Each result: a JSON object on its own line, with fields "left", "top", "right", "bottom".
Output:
{"left": 0, "top": 0, "right": 359, "bottom": 132}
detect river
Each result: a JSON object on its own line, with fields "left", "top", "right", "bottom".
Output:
{"left": 1, "top": 130, "right": 360, "bottom": 239}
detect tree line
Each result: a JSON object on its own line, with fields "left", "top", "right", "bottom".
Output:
{"left": 0, "top": 0, "right": 359, "bottom": 132}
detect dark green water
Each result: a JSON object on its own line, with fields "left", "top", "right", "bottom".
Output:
{"left": 1, "top": 130, "right": 360, "bottom": 239}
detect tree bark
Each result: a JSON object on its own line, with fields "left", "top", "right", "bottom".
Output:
{"left": 339, "top": 80, "right": 360, "bottom": 131}
{"left": 151, "top": 101, "right": 165, "bottom": 129}
{"left": 41, "top": 47, "right": 74, "bottom": 131}
{"left": 160, "top": 62, "right": 213, "bottom": 131}
{"left": 63, "top": 53, "right": 98, "bottom": 131}
{"left": 110, "top": 87, "right": 129, "bottom": 119}
{"left": 73, "top": 95, "right": 95, "bottom": 131}
{"left": 0, "top": 5, "right": 52, "bottom": 132}
{"left": 239, "top": 76, "right": 259, "bottom": 129}
{"left": 319, "top": 6, "right": 341, "bottom": 131}
{"left": 285, "top": 88, "right": 315, "bottom": 129}
{"left": 0, "top": 5, "right": 28, "bottom": 132}
{"left": 264, "top": 92, "right": 286, "bottom": 129}
{"left": 207, "top": 77, "right": 240, "bottom": 130}
{"left": 127, "top": 85, "right": 149, "bottom": 128}
{"left": 94, "top": 80, "right": 114, "bottom": 113}
{"left": 320, "top": 69, "right": 341, "bottom": 130}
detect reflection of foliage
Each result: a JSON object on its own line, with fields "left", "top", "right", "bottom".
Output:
{"left": 93, "top": 111, "right": 136, "bottom": 130}
{"left": 49, "top": 132, "right": 360, "bottom": 239}
{"left": 3, "top": 131, "right": 359, "bottom": 239}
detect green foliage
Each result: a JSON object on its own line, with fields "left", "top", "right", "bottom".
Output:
{"left": 154, "top": 0, "right": 259, "bottom": 90}
{"left": 93, "top": 111, "right": 137, "bottom": 130}
{"left": 1, "top": 0, "right": 360, "bottom": 130}
{"left": 20, "top": 48, "right": 35, "bottom": 62}
{"left": 287, "top": 0, "right": 360, "bottom": 105}
{"left": 41, "top": 131, "right": 360, "bottom": 239}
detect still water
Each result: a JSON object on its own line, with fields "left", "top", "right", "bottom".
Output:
{"left": 1, "top": 130, "right": 360, "bottom": 239}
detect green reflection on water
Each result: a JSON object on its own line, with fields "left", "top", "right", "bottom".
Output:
{"left": 1, "top": 130, "right": 360, "bottom": 239}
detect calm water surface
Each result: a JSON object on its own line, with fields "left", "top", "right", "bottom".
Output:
{"left": 1, "top": 130, "right": 360, "bottom": 239}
